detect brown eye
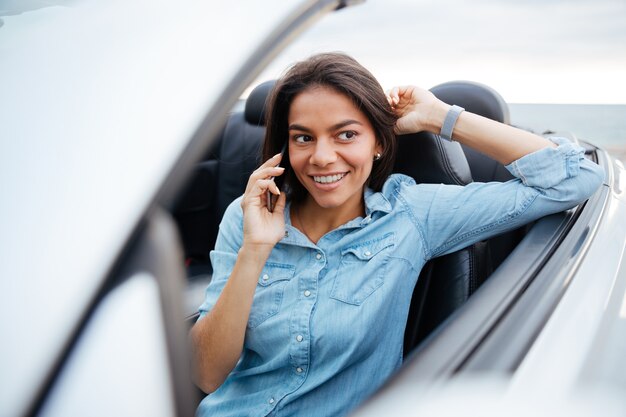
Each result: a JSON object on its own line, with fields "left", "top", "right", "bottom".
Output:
{"left": 338, "top": 131, "right": 357, "bottom": 141}
{"left": 294, "top": 134, "right": 312, "bottom": 143}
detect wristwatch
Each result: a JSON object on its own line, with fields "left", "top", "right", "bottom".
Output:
{"left": 440, "top": 105, "right": 465, "bottom": 141}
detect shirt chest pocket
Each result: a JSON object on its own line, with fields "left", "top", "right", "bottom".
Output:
{"left": 248, "top": 263, "right": 295, "bottom": 329}
{"left": 330, "top": 233, "right": 395, "bottom": 306}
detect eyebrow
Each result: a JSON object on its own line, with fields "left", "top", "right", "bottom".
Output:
{"left": 288, "top": 119, "right": 363, "bottom": 133}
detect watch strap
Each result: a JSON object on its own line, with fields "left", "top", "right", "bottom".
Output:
{"left": 440, "top": 105, "right": 465, "bottom": 141}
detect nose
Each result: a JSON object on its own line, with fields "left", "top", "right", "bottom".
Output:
{"left": 309, "top": 138, "right": 337, "bottom": 167}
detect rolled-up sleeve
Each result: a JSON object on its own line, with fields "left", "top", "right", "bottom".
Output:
{"left": 400, "top": 137, "right": 605, "bottom": 259}
{"left": 506, "top": 137, "right": 603, "bottom": 194}
{"left": 197, "top": 197, "right": 244, "bottom": 320}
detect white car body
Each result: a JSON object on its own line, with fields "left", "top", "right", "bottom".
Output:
{"left": 0, "top": 1, "right": 355, "bottom": 415}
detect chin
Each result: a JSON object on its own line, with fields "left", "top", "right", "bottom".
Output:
{"left": 309, "top": 195, "right": 346, "bottom": 209}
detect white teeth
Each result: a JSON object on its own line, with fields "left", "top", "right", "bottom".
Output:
{"left": 313, "top": 173, "right": 346, "bottom": 184}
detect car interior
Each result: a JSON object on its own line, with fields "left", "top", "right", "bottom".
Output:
{"left": 174, "top": 80, "right": 533, "bottom": 358}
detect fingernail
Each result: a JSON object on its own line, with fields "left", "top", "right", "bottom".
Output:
{"left": 274, "top": 153, "right": 282, "bottom": 158}
{"left": 276, "top": 166, "right": 285, "bottom": 170}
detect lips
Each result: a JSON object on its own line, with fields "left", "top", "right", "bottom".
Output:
{"left": 312, "top": 173, "right": 347, "bottom": 184}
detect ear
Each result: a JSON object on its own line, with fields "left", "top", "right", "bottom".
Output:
{"left": 375, "top": 141, "right": 383, "bottom": 156}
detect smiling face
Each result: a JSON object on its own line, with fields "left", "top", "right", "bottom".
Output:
{"left": 288, "top": 86, "right": 382, "bottom": 216}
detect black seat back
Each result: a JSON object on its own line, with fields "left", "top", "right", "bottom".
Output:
{"left": 402, "top": 81, "right": 526, "bottom": 356}
{"left": 431, "top": 81, "right": 524, "bottom": 270}
{"left": 394, "top": 131, "right": 492, "bottom": 357}
{"left": 173, "top": 83, "right": 271, "bottom": 276}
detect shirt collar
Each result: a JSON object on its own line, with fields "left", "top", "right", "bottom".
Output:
{"left": 364, "top": 186, "right": 392, "bottom": 217}
{"left": 279, "top": 187, "right": 392, "bottom": 246}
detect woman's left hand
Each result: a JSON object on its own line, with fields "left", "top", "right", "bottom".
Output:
{"left": 387, "top": 85, "right": 448, "bottom": 135}
{"left": 388, "top": 85, "right": 556, "bottom": 165}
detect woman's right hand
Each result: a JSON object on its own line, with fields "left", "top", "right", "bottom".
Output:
{"left": 240, "top": 153, "right": 287, "bottom": 250}
{"left": 191, "top": 154, "right": 286, "bottom": 392}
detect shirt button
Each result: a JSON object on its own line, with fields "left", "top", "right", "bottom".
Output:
{"left": 315, "top": 253, "right": 322, "bottom": 260}
{"left": 269, "top": 397, "right": 275, "bottom": 404}
{"left": 304, "top": 290, "right": 311, "bottom": 297}
{"left": 262, "top": 274, "right": 269, "bottom": 281}
{"left": 296, "top": 335, "right": 303, "bottom": 342}
{"left": 296, "top": 367, "right": 303, "bottom": 373}
{"left": 364, "top": 250, "right": 372, "bottom": 257}
{"left": 285, "top": 230, "right": 289, "bottom": 237}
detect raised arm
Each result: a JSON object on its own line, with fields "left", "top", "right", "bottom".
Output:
{"left": 387, "top": 85, "right": 556, "bottom": 164}
{"left": 387, "top": 86, "right": 604, "bottom": 259}
{"left": 189, "top": 154, "right": 286, "bottom": 393}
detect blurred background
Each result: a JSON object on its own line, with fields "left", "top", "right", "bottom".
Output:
{"left": 2, "top": 0, "right": 624, "bottom": 159}
{"left": 253, "top": 0, "right": 626, "bottom": 160}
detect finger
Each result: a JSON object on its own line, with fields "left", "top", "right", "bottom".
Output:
{"left": 253, "top": 166, "right": 285, "bottom": 179}
{"left": 272, "top": 191, "right": 287, "bottom": 214}
{"left": 399, "top": 86, "right": 419, "bottom": 104}
{"left": 260, "top": 152, "right": 283, "bottom": 169}
{"left": 247, "top": 178, "right": 277, "bottom": 199}
{"left": 249, "top": 156, "right": 285, "bottom": 182}
{"left": 259, "top": 178, "right": 282, "bottom": 212}
{"left": 267, "top": 178, "right": 281, "bottom": 197}
{"left": 393, "top": 115, "right": 417, "bottom": 135}
{"left": 243, "top": 178, "right": 274, "bottom": 209}
{"left": 245, "top": 166, "right": 285, "bottom": 194}
{"left": 388, "top": 86, "right": 400, "bottom": 106}
{"left": 249, "top": 153, "right": 284, "bottom": 179}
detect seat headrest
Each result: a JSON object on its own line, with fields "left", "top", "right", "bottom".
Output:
{"left": 430, "top": 80, "right": 510, "bottom": 124}
{"left": 244, "top": 80, "right": 276, "bottom": 126}
{"left": 430, "top": 80, "right": 513, "bottom": 183}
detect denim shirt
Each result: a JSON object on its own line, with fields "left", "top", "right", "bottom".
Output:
{"left": 197, "top": 138, "right": 604, "bottom": 417}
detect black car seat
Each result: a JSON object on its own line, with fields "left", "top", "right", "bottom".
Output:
{"left": 430, "top": 81, "right": 525, "bottom": 270}
{"left": 395, "top": 130, "right": 492, "bottom": 357}
{"left": 173, "top": 82, "right": 273, "bottom": 278}
{"left": 402, "top": 81, "right": 528, "bottom": 355}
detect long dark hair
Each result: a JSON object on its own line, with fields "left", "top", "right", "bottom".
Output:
{"left": 262, "top": 52, "right": 397, "bottom": 203}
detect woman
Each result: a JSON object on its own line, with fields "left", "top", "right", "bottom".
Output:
{"left": 190, "top": 53, "right": 604, "bottom": 416}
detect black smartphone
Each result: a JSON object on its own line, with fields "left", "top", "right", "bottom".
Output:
{"left": 267, "top": 142, "right": 288, "bottom": 212}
